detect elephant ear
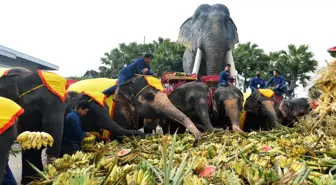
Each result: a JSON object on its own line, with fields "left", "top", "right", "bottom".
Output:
{"left": 178, "top": 17, "right": 193, "bottom": 51}
{"left": 114, "top": 81, "right": 135, "bottom": 104}
{"left": 0, "top": 74, "right": 20, "bottom": 101}
{"left": 225, "top": 16, "right": 239, "bottom": 47}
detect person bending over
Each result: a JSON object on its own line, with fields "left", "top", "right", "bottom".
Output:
{"left": 103, "top": 53, "right": 156, "bottom": 97}
{"left": 61, "top": 101, "right": 91, "bottom": 156}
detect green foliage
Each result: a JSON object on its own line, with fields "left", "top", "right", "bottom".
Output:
{"left": 99, "top": 37, "right": 185, "bottom": 78}
{"left": 151, "top": 38, "right": 185, "bottom": 77}
{"left": 233, "top": 42, "right": 270, "bottom": 92}
{"left": 65, "top": 76, "right": 88, "bottom": 81}
{"left": 270, "top": 44, "right": 318, "bottom": 89}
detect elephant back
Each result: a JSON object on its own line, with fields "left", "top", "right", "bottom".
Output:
{"left": 0, "top": 97, "right": 24, "bottom": 134}
{"left": 68, "top": 78, "right": 118, "bottom": 117}
{"left": 68, "top": 78, "right": 117, "bottom": 93}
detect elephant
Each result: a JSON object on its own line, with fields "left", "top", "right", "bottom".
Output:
{"left": 178, "top": 3, "right": 239, "bottom": 78}
{"left": 276, "top": 98, "right": 311, "bottom": 127}
{"left": 150, "top": 82, "right": 215, "bottom": 134}
{"left": 212, "top": 85, "right": 244, "bottom": 132}
{"left": 67, "top": 76, "right": 202, "bottom": 140}
{"left": 65, "top": 91, "right": 146, "bottom": 141}
{"left": 0, "top": 96, "right": 23, "bottom": 183}
{"left": 0, "top": 67, "right": 66, "bottom": 184}
{"left": 242, "top": 90, "right": 280, "bottom": 132}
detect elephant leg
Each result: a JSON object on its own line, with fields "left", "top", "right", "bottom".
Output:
{"left": 183, "top": 49, "right": 195, "bottom": 74}
{"left": 143, "top": 119, "right": 159, "bottom": 134}
{"left": 21, "top": 149, "right": 43, "bottom": 184}
{"left": 0, "top": 125, "right": 17, "bottom": 184}
{"left": 43, "top": 104, "right": 65, "bottom": 159}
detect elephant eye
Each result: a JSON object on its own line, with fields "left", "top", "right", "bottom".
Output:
{"left": 144, "top": 92, "right": 155, "bottom": 101}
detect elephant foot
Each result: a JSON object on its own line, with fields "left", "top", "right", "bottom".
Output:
{"left": 232, "top": 125, "right": 245, "bottom": 134}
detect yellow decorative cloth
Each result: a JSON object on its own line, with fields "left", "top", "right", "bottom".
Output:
{"left": 0, "top": 97, "right": 24, "bottom": 134}
{"left": 37, "top": 71, "right": 67, "bottom": 102}
{"left": 258, "top": 89, "right": 275, "bottom": 98}
{"left": 239, "top": 93, "right": 251, "bottom": 129}
{"left": 83, "top": 91, "right": 106, "bottom": 108}
{"left": 0, "top": 68, "right": 9, "bottom": 77}
{"left": 143, "top": 76, "right": 164, "bottom": 92}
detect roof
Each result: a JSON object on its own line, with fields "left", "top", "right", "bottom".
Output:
{"left": 83, "top": 70, "right": 99, "bottom": 78}
{"left": 0, "top": 45, "right": 59, "bottom": 70}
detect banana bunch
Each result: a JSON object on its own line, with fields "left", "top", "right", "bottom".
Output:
{"left": 53, "top": 154, "right": 73, "bottom": 170}
{"left": 96, "top": 156, "right": 116, "bottom": 170}
{"left": 309, "top": 173, "right": 335, "bottom": 185}
{"left": 46, "top": 164, "right": 57, "bottom": 179}
{"left": 245, "top": 165, "right": 266, "bottom": 185}
{"left": 126, "top": 169, "right": 154, "bottom": 185}
{"left": 274, "top": 155, "right": 288, "bottom": 168}
{"left": 81, "top": 134, "right": 96, "bottom": 149}
{"left": 183, "top": 175, "right": 208, "bottom": 185}
{"left": 289, "top": 161, "right": 304, "bottom": 172}
{"left": 103, "top": 164, "right": 135, "bottom": 185}
{"left": 17, "top": 131, "right": 53, "bottom": 150}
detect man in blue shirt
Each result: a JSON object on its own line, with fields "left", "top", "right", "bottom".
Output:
{"left": 250, "top": 71, "right": 266, "bottom": 93}
{"left": 61, "top": 101, "right": 91, "bottom": 156}
{"left": 266, "top": 70, "right": 287, "bottom": 96}
{"left": 218, "top": 64, "right": 235, "bottom": 87}
{"left": 103, "top": 53, "right": 156, "bottom": 97}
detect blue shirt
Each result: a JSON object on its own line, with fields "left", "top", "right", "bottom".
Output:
{"left": 250, "top": 77, "right": 266, "bottom": 91}
{"left": 266, "top": 75, "right": 286, "bottom": 89}
{"left": 62, "top": 110, "right": 86, "bottom": 145}
{"left": 218, "top": 70, "right": 233, "bottom": 85}
{"left": 121, "top": 57, "right": 154, "bottom": 79}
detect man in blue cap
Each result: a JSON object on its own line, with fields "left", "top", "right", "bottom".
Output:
{"left": 266, "top": 70, "right": 287, "bottom": 96}
{"left": 103, "top": 53, "right": 156, "bottom": 97}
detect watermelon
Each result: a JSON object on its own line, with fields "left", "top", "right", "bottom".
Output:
{"left": 199, "top": 166, "right": 216, "bottom": 178}
{"left": 118, "top": 149, "right": 131, "bottom": 157}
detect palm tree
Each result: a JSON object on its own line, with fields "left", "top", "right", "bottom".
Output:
{"left": 271, "top": 44, "right": 318, "bottom": 90}
{"left": 233, "top": 42, "right": 270, "bottom": 92}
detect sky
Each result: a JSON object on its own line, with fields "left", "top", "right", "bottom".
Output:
{"left": 1, "top": 0, "right": 336, "bottom": 95}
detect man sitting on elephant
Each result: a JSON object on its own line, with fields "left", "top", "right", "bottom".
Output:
{"left": 250, "top": 71, "right": 266, "bottom": 93}
{"left": 266, "top": 70, "right": 287, "bottom": 97}
{"left": 61, "top": 101, "right": 91, "bottom": 156}
{"left": 218, "top": 64, "right": 235, "bottom": 87}
{"left": 103, "top": 53, "right": 157, "bottom": 97}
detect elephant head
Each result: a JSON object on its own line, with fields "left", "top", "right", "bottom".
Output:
{"left": 0, "top": 74, "right": 20, "bottom": 101}
{"left": 213, "top": 85, "right": 244, "bottom": 132}
{"left": 277, "top": 98, "right": 310, "bottom": 126}
{"left": 65, "top": 91, "right": 145, "bottom": 139}
{"left": 167, "top": 82, "right": 215, "bottom": 131}
{"left": 244, "top": 91, "right": 279, "bottom": 130}
{"left": 178, "top": 4, "right": 239, "bottom": 77}
{"left": 114, "top": 76, "right": 202, "bottom": 139}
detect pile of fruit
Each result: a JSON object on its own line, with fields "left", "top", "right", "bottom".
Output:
{"left": 30, "top": 129, "right": 336, "bottom": 185}
{"left": 299, "top": 58, "right": 336, "bottom": 137}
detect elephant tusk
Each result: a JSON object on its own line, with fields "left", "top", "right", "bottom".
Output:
{"left": 192, "top": 48, "right": 202, "bottom": 75}
{"left": 226, "top": 49, "right": 237, "bottom": 76}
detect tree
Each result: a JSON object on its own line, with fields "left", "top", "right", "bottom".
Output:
{"left": 233, "top": 42, "right": 270, "bottom": 92}
{"left": 65, "top": 76, "right": 88, "bottom": 80}
{"left": 99, "top": 42, "right": 156, "bottom": 78}
{"left": 151, "top": 38, "right": 185, "bottom": 76}
{"left": 98, "top": 37, "right": 185, "bottom": 78}
{"left": 270, "top": 44, "right": 318, "bottom": 89}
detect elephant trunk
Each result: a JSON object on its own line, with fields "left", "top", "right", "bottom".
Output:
{"left": 224, "top": 99, "right": 240, "bottom": 128}
{"left": 262, "top": 100, "right": 279, "bottom": 129}
{"left": 194, "top": 99, "right": 214, "bottom": 131}
{"left": 153, "top": 92, "right": 202, "bottom": 139}
{"left": 203, "top": 34, "right": 226, "bottom": 75}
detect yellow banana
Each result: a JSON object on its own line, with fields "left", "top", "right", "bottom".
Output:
{"left": 36, "top": 132, "right": 42, "bottom": 150}
{"left": 17, "top": 131, "right": 31, "bottom": 142}
{"left": 31, "top": 132, "right": 37, "bottom": 148}
{"left": 137, "top": 169, "right": 144, "bottom": 185}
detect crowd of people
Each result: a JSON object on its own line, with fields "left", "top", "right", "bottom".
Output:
{"left": 218, "top": 64, "right": 288, "bottom": 97}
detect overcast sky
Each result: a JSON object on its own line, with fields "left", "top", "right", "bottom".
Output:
{"left": 1, "top": 0, "right": 336, "bottom": 85}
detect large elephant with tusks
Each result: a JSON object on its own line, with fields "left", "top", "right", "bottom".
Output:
{"left": 178, "top": 4, "right": 239, "bottom": 78}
